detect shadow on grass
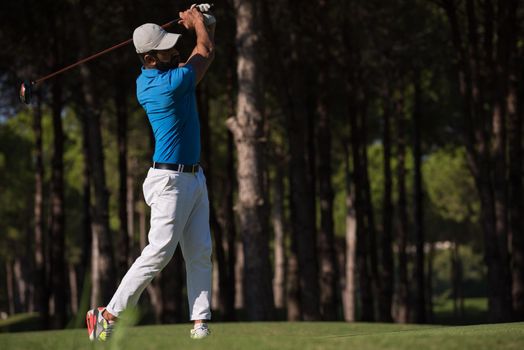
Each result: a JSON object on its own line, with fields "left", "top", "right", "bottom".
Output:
{"left": 433, "top": 298, "right": 488, "bottom": 325}
{"left": 0, "top": 313, "right": 41, "bottom": 333}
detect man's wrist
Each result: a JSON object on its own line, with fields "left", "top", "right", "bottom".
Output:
{"left": 194, "top": 18, "right": 206, "bottom": 27}
{"left": 194, "top": 19, "right": 209, "bottom": 35}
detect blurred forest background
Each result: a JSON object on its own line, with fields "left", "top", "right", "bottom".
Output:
{"left": 0, "top": 0, "right": 523, "bottom": 331}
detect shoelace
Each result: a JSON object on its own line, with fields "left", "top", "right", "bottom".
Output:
{"left": 193, "top": 324, "right": 209, "bottom": 333}
{"left": 99, "top": 314, "right": 114, "bottom": 337}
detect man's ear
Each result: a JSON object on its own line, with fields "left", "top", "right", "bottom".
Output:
{"left": 144, "top": 54, "right": 157, "bottom": 67}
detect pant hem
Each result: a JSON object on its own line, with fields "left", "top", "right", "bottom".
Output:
{"left": 190, "top": 314, "right": 212, "bottom": 321}
{"left": 105, "top": 306, "right": 120, "bottom": 318}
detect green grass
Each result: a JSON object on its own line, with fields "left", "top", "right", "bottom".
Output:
{"left": 0, "top": 321, "right": 523, "bottom": 350}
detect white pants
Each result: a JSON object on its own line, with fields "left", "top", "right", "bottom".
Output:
{"left": 106, "top": 167, "right": 212, "bottom": 321}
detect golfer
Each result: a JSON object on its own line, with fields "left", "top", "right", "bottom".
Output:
{"left": 86, "top": 5, "right": 215, "bottom": 341}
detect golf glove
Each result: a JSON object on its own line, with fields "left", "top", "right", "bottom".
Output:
{"left": 191, "top": 3, "right": 216, "bottom": 25}
{"left": 192, "top": 3, "right": 212, "bottom": 13}
{"left": 203, "top": 13, "right": 216, "bottom": 26}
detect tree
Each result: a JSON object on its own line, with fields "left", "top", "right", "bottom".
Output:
{"left": 32, "top": 93, "right": 49, "bottom": 326}
{"left": 440, "top": 0, "right": 517, "bottom": 321}
{"left": 342, "top": 141, "right": 357, "bottom": 322}
{"left": 314, "top": 0, "right": 340, "bottom": 321}
{"left": 412, "top": 74, "right": 426, "bottom": 323}
{"left": 380, "top": 85, "right": 394, "bottom": 323}
{"left": 48, "top": 77, "right": 66, "bottom": 328}
{"left": 508, "top": 23, "right": 524, "bottom": 322}
{"left": 343, "top": 1, "right": 374, "bottom": 321}
{"left": 73, "top": 0, "right": 116, "bottom": 307}
{"left": 395, "top": 88, "right": 410, "bottom": 323}
{"left": 226, "top": 0, "right": 275, "bottom": 320}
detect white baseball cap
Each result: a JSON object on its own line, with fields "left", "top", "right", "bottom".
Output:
{"left": 133, "top": 23, "right": 181, "bottom": 53}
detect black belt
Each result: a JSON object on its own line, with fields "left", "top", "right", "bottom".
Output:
{"left": 152, "top": 162, "right": 199, "bottom": 173}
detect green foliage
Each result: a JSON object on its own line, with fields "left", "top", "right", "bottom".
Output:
{"left": 423, "top": 148, "right": 479, "bottom": 224}
{"left": 432, "top": 245, "right": 486, "bottom": 299}
{"left": 0, "top": 112, "right": 35, "bottom": 259}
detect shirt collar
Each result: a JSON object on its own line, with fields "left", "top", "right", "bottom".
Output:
{"left": 141, "top": 66, "right": 162, "bottom": 77}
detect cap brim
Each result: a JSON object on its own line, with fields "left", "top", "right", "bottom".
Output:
{"left": 154, "top": 32, "right": 181, "bottom": 51}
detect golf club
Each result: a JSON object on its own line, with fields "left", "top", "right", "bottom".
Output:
{"left": 19, "top": 3, "right": 213, "bottom": 104}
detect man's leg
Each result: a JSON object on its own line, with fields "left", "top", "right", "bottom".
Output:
{"left": 179, "top": 170, "right": 212, "bottom": 334}
{"left": 105, "top": 170, "right": 196, "bottom": 318}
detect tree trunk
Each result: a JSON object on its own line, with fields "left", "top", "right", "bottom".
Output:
{"left": 162, "top": 247, "right": 186, "bottom": 323}
{"left": 343, "top": 142, "right": 357, "bottom": 322}
{"left": 505, "top": 0, "right": 523, "bottom": 320}
{"left": 490, "top": 0, "right": 514, "bottom": 321}
{"left": 127, "top": 169, "right": 136, "bottom": 263}
{"left": 286, "top": 236, "right": 301, "bottom": 321}
{"left": 222, "top": 64, "right": 238, "bottom": 321}
{"left": 49, "top": 79, "right": 67, "bottom": 328}
{"left": 78, "top": 94, "right": 92, "bottom": 316}
{"left": 13, "top": 259, "right": 26, "bottom": 313}
{"left": 234, "top": 241, "right": 244, "bottom": 310}
{"left": 219, "top": 4, "right": 239, "bottom": 320}
{"left": 6, "top": 260, "right": 14, "bottom": 315}
{"left": 316, "top": 102, "right": 339, "bottom": 320}
{"left": 259, "top": 0, "right": 319, "bottom": 321}
{"left": 286, "top": 21, "right": 320, "bottom": 324}
{"left": 359, "top": 97, "right": 380, "bottom": 321}
{"left": 343, "top": 3, "right": 374, "bottom": 320}
{"left": 223, "top": 130, "right": 237, "bottom": 321}
{"left": 227, "top": 0, "right": 275, "bottom": 321}
{"left": 147, "top": 279, "right": 163, "bottom": 323}
{"left": 23, "top": 228, "right": 34, "bottom": 313}
{"left": 74, "top": 1, "right": 116, "bottom": 307}
{"left": 69, "top": 264, "right": 78, "bottom": 315}
{"left": 451, "top": 240, "right": 464, "bottom": 319}
{"left": 442, "top": 0, "right": 514, "bottom": 322}
{"left": 395, "top": 93, "right": 410, "bottom": 323}
{"left": 197, "top": 84, "right": 231, "bottom": 321}
{"left": 349, "top": 94, "right": 373, "bottom": 321}
{"left": 412, "top": 75, "right": 426, "bottom": 323}
{"left": 272, "top": 164, "right": 287, "bottom": 310}
{"left": 32, "top": 91, "right": 49, "bottom": 327}
{"left": 490, "top": 86, "right": 513, "bottom": 323}
{"left": 509, "top": 55, "right": 524, "bottom": 321}
{"left": 380, "top": 89, "right": 394, "bottom": 322}
{"left": 314, "top": 0, "right": 339, "bottom": 322}
{"left": 138, "top": 202, "right": 163, "bottom": 322}
{"left": 115, "top": 73, "right": 129, "bottom": 277}
{"left": 426, "top": 242, "right": 435, "bottom": 323}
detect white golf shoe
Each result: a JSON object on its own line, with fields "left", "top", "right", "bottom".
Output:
{"left": 190, "top": 323, "right": 211, "bottom": 339}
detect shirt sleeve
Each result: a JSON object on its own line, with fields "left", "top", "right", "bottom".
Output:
{"left": 168, "top": 65, "right": 195, "bottom": 95}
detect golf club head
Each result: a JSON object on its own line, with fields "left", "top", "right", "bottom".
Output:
{"left": 19, "top": 80, "right": 34, "bottom": 104}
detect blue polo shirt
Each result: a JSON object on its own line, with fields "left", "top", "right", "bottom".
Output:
{"left": 136, "top": 65, "right": 200, "bottom": 165}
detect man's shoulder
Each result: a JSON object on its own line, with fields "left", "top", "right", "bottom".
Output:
{"left": 169, "top": 65, "right": 194, "bottom": 80}
{"left": 168, "top": 65, "right": 196, "bottom": 93}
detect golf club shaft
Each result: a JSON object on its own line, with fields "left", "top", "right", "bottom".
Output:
{"left": 34, "top": 18, "right": 181, "bottom": 85}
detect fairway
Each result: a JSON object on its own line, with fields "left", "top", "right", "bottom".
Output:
{"left": 0, "top": 322, "right": 523, "bottom": 350}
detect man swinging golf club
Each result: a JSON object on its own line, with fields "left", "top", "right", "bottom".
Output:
{"left": 86, "top": 4, "right": 215, "bottom": 341}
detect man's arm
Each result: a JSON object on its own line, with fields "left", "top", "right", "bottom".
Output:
{"left": 179, "top": 8, "right": 215, "bottom": 84}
